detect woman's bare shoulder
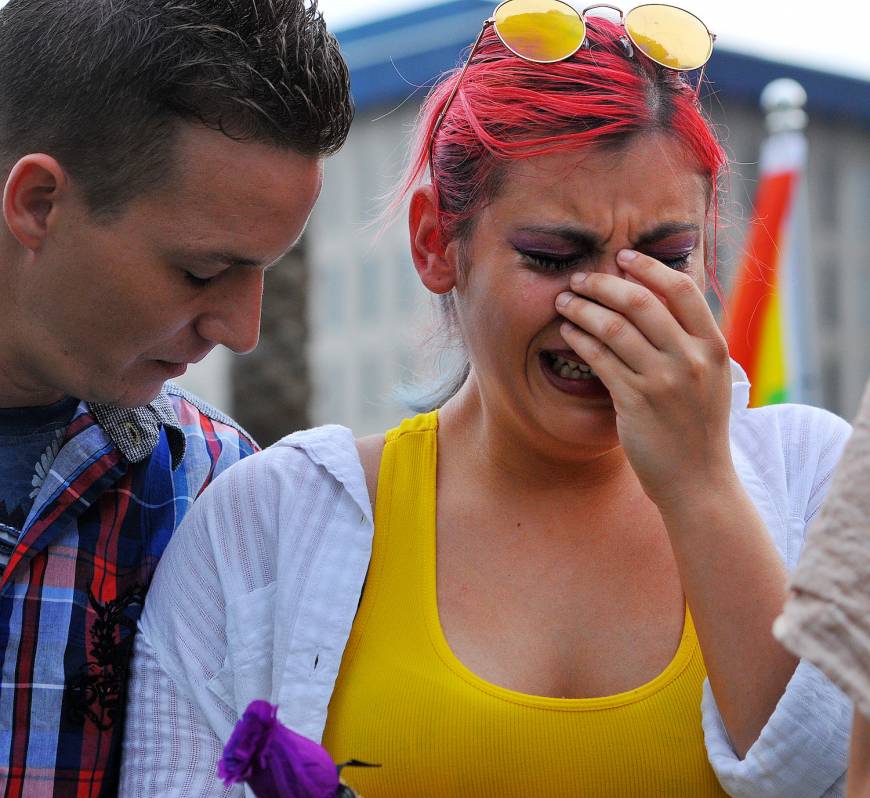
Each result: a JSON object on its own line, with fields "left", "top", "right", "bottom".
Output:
{"left": 355, "top": 434, "right": 386, "bottom": 509}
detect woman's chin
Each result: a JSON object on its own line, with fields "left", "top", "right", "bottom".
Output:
{"left": 524, "top": 387, "right": 621, "bottom": 453}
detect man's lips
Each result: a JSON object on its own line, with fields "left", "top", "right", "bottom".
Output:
{"left": 155, "top": 349, "right": 213, "bottom": 367}
{"left": 154, "top": 360, "right": 189, "bottom": 376}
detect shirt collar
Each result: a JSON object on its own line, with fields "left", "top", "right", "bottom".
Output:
{"left": 89, "top": 388, "right": 187, "bottom": 470}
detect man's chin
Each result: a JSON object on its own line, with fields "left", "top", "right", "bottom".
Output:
{"left": 86, "top": 379, "right": 166, "bottom": 409}
{"left": 69, "top": 358, "right": 187, "bottom": 407}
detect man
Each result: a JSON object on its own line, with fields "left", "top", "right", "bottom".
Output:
{"left": 0, "top": 0, "right": 352, "bottom": 794}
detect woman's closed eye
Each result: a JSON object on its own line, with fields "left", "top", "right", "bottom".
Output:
{"left": 515, "top": 247, "right": 590, "bottom": 274}
{"left": 646, "top": 249, "right": 694, "bottom": 271}
{"left": 516, "top": 247, "right": 693, "bottom": 274}
{"left": 638, "top": 231, "right": 700, "bottom": 272}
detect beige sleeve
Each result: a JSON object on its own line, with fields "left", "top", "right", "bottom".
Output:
{"left": 774, "top": 378, "right": 870, "bottom": 719}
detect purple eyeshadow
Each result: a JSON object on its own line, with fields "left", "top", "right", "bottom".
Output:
{"left": 643, "top": 234, "right": 698, "bottom": 259}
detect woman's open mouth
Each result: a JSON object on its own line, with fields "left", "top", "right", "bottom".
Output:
{"left": 539, "top": 351, "right": 611, "bottom": 398}
{"left": 546, "top": 352, "right": 597, "bottom": 380}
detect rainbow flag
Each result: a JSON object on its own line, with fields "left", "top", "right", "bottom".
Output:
{"left": 725, "top": 130, "right": 815, "bottom": 407}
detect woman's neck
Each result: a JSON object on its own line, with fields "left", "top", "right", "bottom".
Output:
{"left": 437, "top": 380, "right": 633, "bottom": 500}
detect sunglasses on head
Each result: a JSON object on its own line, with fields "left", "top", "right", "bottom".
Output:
{"left": 430, "top": 2, "right": 715, "bottom": 163}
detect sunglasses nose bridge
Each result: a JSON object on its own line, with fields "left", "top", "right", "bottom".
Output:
{"left": 580, "top": 3, "right": 625, "bottom": 23}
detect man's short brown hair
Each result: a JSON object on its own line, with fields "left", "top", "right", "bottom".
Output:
{"left": 0, "top": 0, "right": 354, "bottom": 219}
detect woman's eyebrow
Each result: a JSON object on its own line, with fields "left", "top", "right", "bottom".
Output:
{"left": 513, "top": 224, "right": 602, "bottom": 248}
{"left": 512, "top": 222, "right": 700, "bottom": 250}
{"left": 633, "top": 222, "right": 701, "bottom": 248}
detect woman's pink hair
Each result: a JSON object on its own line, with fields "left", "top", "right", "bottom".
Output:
{"left": 395, "top": 16, "right": 726, "bottom": 252}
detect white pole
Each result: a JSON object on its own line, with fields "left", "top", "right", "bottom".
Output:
{"left": 759, "top": 79, "right": 820, "bottom": 406}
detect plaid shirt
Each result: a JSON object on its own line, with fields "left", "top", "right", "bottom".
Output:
{"left": 0, "top": 384, "right": 258, "bottom": 797}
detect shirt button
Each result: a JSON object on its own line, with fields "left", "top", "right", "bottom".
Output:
{"left": 123, "top": 422, "right": 142, "bottom": 447}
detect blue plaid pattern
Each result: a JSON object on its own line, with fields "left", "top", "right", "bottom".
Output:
{"left": 0, "top": 384, "right": 257, "bottom": 797}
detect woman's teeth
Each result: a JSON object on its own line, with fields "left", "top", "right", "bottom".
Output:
{"left": 550, "top": 354, "right": 597, "bottom": 381}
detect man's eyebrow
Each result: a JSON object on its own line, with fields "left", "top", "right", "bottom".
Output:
{"left": 633, "top": 222, "right": 701, "bottom": 248}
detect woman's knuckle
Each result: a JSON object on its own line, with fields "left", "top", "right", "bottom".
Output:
{"left": 628, "top": 289, "right": 653, "bottom": 312}
{"left": 672, "top": 273, "right": 697, "bottom": 296}
{"left": 655, "top": 371, "right": 680, "bottom": 395}
{"left": 708, "top": 335, "right": 730, "bottom": 363}
{"left": 603, "top": 317, "right": 626, "bottom": 339}
{"left": 685, "top": 354, "right": 708, "bottom": 379}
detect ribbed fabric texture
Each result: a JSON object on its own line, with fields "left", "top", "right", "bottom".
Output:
{"left": 322, "top": 412, "right": 727, "bottom": 796}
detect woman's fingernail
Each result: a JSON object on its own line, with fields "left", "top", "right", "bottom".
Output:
{"left": 572, "top": 271, "right": 588, "bottom": 285}
{"left": 556, "top": 292, "right": 574, "bottom": 308}
{"left": 618, "top": 249, "right": 638, "bottom": 263}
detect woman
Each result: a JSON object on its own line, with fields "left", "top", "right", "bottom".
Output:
{"left": 121, "top": 5, "right": 853, "bottom": 796}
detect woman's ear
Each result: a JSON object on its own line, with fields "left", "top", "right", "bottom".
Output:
{"left": 409, "top": 185, "right": 457, "bottom": 295}
{"left": 3, "top": 154, "right": 67, "bottom": 252}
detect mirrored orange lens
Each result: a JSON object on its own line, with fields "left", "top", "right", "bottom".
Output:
{"left": 493, "top": 0, "right": 585, "bottom": 63}
{"left": 625, "top": 4, "right": 713, "bottom": 70}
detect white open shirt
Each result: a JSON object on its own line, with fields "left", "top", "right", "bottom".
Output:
{"left": 120, "top": 362, "right": 854, "bottom": 797}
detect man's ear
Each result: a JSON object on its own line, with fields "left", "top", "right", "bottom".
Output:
{"left": 409, "top": 185, "right": 458, "bottom": 295}
{"left": 3, "top": 154, "right": 68, "bottom": 252}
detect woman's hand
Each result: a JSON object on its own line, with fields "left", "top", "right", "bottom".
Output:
{"left": 555, "top": 249, "right": 735, "bottom": 511}
{"left": 558, "top": 249, "right": 804, "bottom": 758}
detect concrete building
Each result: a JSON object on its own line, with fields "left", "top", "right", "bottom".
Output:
{"left": 179, "top": 0, "right": 870, "bottom": 442}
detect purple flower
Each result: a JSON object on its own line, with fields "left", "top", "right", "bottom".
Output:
{"left": 218, "top": 701, "right": 341, "bottom": 798}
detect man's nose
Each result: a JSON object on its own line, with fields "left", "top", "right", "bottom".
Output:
{"left": 195, "top": 270, "right": 264, "bottom": 355}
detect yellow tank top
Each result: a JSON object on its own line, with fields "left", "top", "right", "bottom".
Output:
{"left": 322, "top": 412, "right": 727, "bottom": 796}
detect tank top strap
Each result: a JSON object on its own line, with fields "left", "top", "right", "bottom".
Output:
{"left": 340, "top": 411, "right": 439, "bottom": 663}
{"left": 377, "top": 410, "right": 439, "bottom": 546}
{"left": 383, "top": 410, "right": 439, "bottom": 444}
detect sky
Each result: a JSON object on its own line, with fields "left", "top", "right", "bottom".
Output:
{"left": 320, "top": 0, "right": 870, "bottom": 82}
{"left": 0, "top": 0, "right": 863, "bottom": 81}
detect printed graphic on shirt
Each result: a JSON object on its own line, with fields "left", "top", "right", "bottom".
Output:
{"left": 0, "top": 398, "right": 77, "bottom": 574}
{"left": 30, "top": 430, "right": 64, "bottom": 500}
{"left": 69, "top": 586, "right": 146, "bottom": 730}
{"left": 0, "top": 428, "right": 65, "bottom": 573}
